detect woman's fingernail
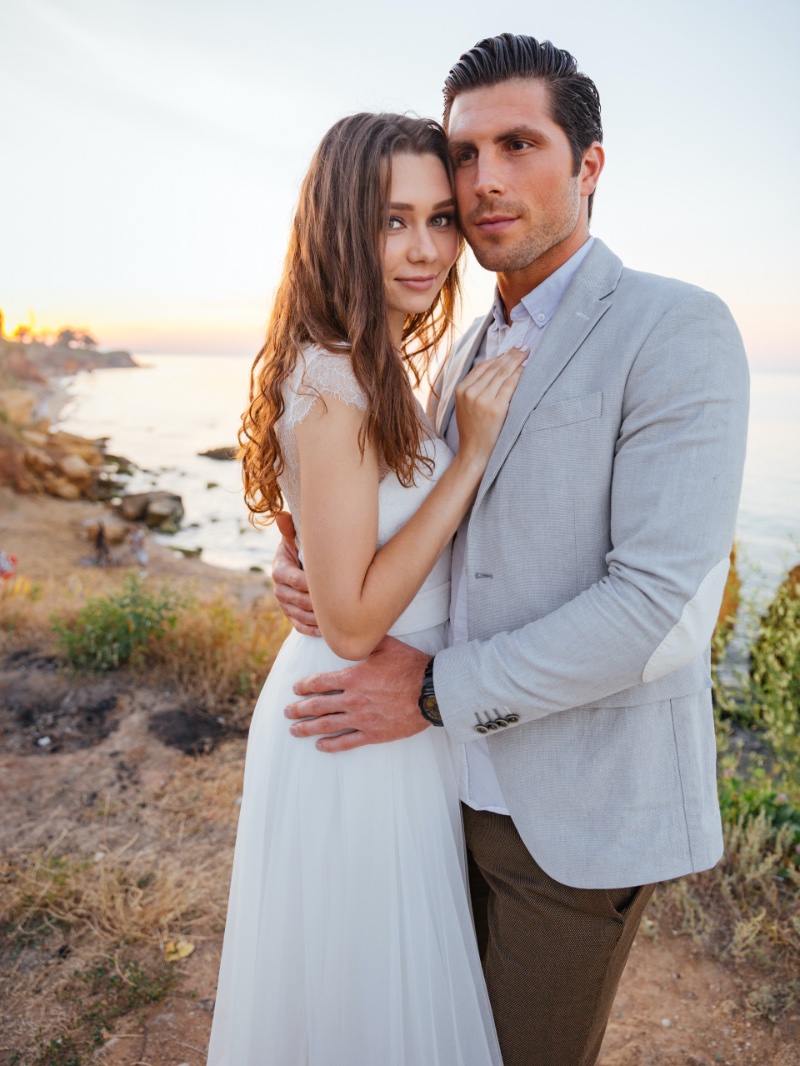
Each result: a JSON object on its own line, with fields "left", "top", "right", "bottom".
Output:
{"left": 289, "top": 725, "right": 299, "bottom": 737}
{"left": 519, "top": 345, "right": 530, "bottom": 353}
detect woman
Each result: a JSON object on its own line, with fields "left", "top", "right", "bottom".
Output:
{"left": 207, "top": 113, "right": 525, "bottom": 1065}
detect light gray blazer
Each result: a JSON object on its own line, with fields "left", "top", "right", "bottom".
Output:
{"left": 430, "top": 239, "right": 749, "bottom": 889}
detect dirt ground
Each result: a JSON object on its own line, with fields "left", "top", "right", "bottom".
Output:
{"left": 1, "top": 487, "right": 799, "bottom": 1065}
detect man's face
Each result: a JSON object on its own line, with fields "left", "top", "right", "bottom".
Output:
{"left": 447, "top": 78, "right": 584, "bottom": 273}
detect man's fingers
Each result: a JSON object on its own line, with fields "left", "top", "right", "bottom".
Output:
{"left": 284, "top": 692, "right": 346, "bottom": 719}
{"left": 273, "top": 565, "right": 310, "bottom": 595}
{"left": 284, "top": 606, "right": 319, "bottom": 628}
{"left": 275, "top": 512, "right": 297, "bottom": 541}
{"left": 315, "top": 731, "right": 368, "bottom": 753}
{"left": 293, "top": 669, "right": 351, "bottom": 698}
{"left": 289, "top": 713, "right": 352, "bottom": 737}
{"left": 276, "top": 584, "right": 315, "bottom": 613}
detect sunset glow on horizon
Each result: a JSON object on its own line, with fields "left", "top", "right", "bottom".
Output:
{"left": 1, "top": 0, "right": 798, "bottom": 368}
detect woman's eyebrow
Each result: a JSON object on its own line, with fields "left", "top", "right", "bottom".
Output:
{"left": 389, "top": 199, "right": 454, "bottom": 211}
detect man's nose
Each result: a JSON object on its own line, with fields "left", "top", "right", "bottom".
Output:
{"left": 473, "top": 154, "right": 505, "bottom": 198}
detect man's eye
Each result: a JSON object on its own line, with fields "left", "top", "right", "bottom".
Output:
{"left": 509, "top": 140, "right": 532, "bottom": 151}
{"left": 453, "top": 150, "right": 475, "bottom": 166}
{"left": 430, "top": 214, "right": 454, "bottom": 228}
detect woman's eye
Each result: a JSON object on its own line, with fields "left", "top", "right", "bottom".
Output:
{"left": 387, "top": 216, "right": 404, "bottom": 230}
{"left": 430, "top": 214, "right": 454, "bottom": 228}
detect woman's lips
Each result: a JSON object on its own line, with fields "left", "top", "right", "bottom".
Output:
{"left": 475, "top": 216, "right": 518, "bottom": 234}
{"left": 396, "top": 276, "right": 437, "bottom": 291}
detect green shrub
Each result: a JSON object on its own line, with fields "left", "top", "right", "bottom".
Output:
{"left": 718, "top": 765, "right": 800, "bottom": 873}
{"left": 749, "top": 566, "right": 800, "bottom": 766}
{"left": 52, "top": 576, "right": 180, "bottom": 672}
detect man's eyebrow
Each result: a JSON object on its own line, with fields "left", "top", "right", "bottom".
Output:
{"left": 448, "top": 125, "right": 548, "bottom": 150}
{"left": 495, "top": 125, "right": 547, "bottom": 143}
{"left": 389, "top": 199, "right": 455, "bottom": 211}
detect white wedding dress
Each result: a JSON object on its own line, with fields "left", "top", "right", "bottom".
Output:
{"left": 207, "top": 347, "right": 502, "bottom": 1066}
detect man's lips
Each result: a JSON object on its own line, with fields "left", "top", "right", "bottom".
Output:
{"left": 474, "top": 215, "right": 518, "bottom": 234}
{"left": 395, "top": 275, "right": 437, "bottom": 291}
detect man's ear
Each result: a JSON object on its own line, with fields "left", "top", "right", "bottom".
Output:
{"left": 580, "top": 143, "right": 605, "bottom": 198}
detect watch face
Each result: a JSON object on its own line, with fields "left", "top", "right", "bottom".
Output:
{"left": 423, "top": 695, "right": 438, "bottom": 713}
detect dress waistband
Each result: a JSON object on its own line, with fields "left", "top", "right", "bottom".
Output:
{"left": 388, "top": 581, "right": 451, "bottom": 638}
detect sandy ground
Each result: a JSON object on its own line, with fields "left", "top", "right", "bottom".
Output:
{"left": 1, "top": 486, "right": 799, "bottom": 1065}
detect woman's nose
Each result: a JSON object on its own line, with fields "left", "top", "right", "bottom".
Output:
{"left": 408, "top": 227, "right": 438, "bottom": 262}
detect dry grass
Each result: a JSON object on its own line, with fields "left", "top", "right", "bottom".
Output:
{"left": 142, "top": 592, "right": 288, "bottom": 721}
{"left": 0, "top": 575, "right": 55, "bottom": 653}
{"left": 2, "top": 573, "right": 288, "bottom": 724}
{"left": 651, "top": 811, "right": 800, "bottom": 1019}
{"left": 1, "top": 842, "right": 222, "bottom": 951}
{"left": 0, "top": 741, "right": 247, "bottom": 1065}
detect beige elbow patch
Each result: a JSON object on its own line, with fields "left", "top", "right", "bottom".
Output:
{"left": 642, "top": 558, "right": 731, "bottom": 683}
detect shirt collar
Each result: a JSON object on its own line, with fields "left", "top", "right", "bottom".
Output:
{"left": 490, "top": 237, "right": 595, "bottom": 330}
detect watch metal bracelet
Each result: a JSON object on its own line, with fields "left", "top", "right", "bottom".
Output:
{"left": 418, "top": 657, "right": 444, "bottom": 727}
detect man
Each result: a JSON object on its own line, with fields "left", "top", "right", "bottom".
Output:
{"left": 274, "top": 34, "right": 749, "bottom": 1066}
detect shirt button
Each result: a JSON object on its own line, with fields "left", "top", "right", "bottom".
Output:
{"left": 536, "top": 313, "right": 546, "bottom": 323}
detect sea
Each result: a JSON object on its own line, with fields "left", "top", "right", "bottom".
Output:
{"left": 56, "top": 354, "right": 800, "bottom": 606}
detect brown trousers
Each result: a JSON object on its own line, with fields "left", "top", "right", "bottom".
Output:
{"left": 463, "top": 805, "right": 655, "bottom": 1066}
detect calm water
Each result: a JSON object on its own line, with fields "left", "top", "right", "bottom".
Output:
{"left": 58, "top": 355, "right": 800, "bottom": 600}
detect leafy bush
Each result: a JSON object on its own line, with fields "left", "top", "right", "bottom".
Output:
{"left": 718, "top": 765, "right": 800, "bottom": 873}
{"left": 748, "top": 565, "right": 800, "bottom": 766}
{"left": 52, "top": 576, "right": 180, "bottom": 671}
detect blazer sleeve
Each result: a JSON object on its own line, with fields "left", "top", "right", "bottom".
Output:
{"left": 433, "top": 291, "right": 751, "bottom": 743}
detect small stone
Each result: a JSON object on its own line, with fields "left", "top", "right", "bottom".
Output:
{"left": 661, "top": 1018, "right": 672, "bottom": 1028}
{"left": 37, "top": 736, "right": 51, "bottom": 747}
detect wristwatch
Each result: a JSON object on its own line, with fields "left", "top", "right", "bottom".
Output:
{"left": 418, "top": 657, "right": 444, "bottom": 727}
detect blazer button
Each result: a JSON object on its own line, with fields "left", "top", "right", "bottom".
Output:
{"left": 485, "top": 721, "right": 499, "bottom": 731}
{"left": 474, "top": 724, "right": 490, "bottom": 735}
{"left": 505, "top": 714, "right": 521, "bottom": 724}
{"left": 495, "top": 718, "right": 509, "bottom": 728}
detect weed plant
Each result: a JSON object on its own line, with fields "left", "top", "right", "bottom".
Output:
{"left": 51, "top": 576, "right": 180, "bottom": 672}
{"left": 654, "top": 557, "right": 800, "bottom": 1018}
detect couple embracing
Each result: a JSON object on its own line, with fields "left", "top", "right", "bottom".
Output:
{"left": 207, "top": 33, "right": 749, "bottom": 1066}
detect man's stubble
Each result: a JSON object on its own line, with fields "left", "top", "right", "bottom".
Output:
{"left": 463, "top": 175, "right": 582, "bottom": 275}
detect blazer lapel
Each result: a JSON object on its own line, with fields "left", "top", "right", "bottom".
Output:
{"left": 435, "top": 311, "right": 493, "bottom": 438}
{"left": 474, "top": 240, "right": 623, "bottom": 510}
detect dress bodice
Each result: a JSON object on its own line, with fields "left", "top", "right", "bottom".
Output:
{"left": 276, "top": 346, "right": 453, "bottom": 637}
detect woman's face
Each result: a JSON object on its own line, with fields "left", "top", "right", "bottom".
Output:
{"left": 383, "top": 152, "right": 459, "bottom": 339}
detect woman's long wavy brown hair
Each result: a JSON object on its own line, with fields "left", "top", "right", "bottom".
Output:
{"left": 239, "top": 112, "right": 463, "bottom": 526}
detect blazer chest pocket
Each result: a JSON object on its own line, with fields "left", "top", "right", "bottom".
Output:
{"left": 525, "top": 390, "right": 603, "bottom": 433}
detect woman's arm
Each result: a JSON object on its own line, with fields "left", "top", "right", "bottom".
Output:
{"left": 295, "top": 347, "right": 526, "bottom": 660}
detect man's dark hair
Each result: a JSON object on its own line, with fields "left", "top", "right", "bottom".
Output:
{"left": 443, "top": 34, "right": 603, "bottom": 219}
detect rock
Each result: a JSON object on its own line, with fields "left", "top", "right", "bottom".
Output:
{"left": 58, "top": 453, "right": 92, "bottom": 484}
{"left": 46, "top": 430, "right": 104, "bottom": 466}
{"left": 46, "top": 476, "right": 81, "bottom": 500}
{"left": 23, "top": 446, "right": 56, "bottom": 476}
{"left": 20, "top": 429, "right": 48, "bottom": 448}
{"left": 199, "top": 445, "right": 238, "bottom": 461}
{"left": 0, "top": 388, "right": 36, "bottom": 426}
{"left": 81, "top": 515, "right": 131, "bottom": 545}
{"left": 120, "top": 490, "right": 184, "bottom": 528}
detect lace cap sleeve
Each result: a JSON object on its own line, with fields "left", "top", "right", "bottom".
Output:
{"left": 282, "top": 345, "right": 367, "bottom": 433}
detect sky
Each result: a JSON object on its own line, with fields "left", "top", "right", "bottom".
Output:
{"left": 1, "top": 0, "right": 798, "bottom": 367}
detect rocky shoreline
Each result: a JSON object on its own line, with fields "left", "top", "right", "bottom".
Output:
{"left": 0, "top": 338, "right": 191, "bottom": 552}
